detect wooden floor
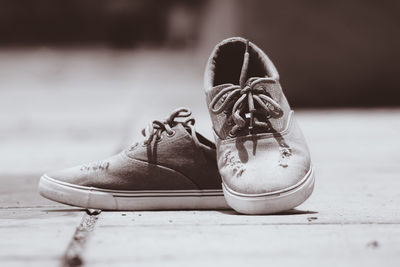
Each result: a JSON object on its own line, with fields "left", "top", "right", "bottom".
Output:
{"left": 0, "top": 49, "right": 399, "bottom": 267}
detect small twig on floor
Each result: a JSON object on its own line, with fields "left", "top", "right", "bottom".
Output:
{"left": 61, "top": 209, "right": 101, "bottom": 267}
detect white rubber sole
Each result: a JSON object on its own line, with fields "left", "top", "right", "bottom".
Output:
{"left": 222, "top": 168, "right": 315, "bottom": 214}
{"left": 39, "top": 175, "right": 229, "bottom": 210}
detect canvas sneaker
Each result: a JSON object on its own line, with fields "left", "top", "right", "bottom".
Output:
{"left": 39, "top": 108, "right": 229, "bottom": 210}
{"left": 204, "top": 37, "right": 315, "bottom": 214}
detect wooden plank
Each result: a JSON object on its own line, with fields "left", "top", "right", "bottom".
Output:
{"left": 85, "top": 224, "right": 400, "bottom": 267}
{"left": 0, "top": 208, "right": 83, "bottom": 266}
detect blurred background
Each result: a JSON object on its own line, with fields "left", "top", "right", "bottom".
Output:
{"left": 1, "top": 0, "right": 399, "bottom": 106}
{"left": 1, "top": 0, "right": 399, "bottom": 174}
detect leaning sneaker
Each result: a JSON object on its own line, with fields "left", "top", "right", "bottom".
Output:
{"left": 204, "top": 37, "right": 315, "bottom": 214}
{"left": 39, "top": 108, "right": 228, "bottom": 210}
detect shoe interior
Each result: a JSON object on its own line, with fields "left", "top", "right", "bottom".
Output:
{"left": 195, "top": 132, "right": 216, "bottom": 149}
{"left": 212, "top": 41, "right": 268, "bottom": 86}
{"left": 185, "top": 127, "right": 216, "bottom": 149}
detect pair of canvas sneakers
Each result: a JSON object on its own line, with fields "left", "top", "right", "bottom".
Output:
{"left": 39, "top": 37, "right": 315, "bottom": 215}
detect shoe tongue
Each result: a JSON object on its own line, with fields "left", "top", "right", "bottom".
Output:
{"left": 239, "top": 40, "right": 250, "bottom": 88}
{"left": 173, "top": 123, "right": 198, "bottom": 139}
{"left": 173, "top": 123, "right": 189, "bottom": 134}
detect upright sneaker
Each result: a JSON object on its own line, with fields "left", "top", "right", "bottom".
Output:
{"left": 204, "top": 37, "right": 314, "bottom": 214}
{"left": 39, "top": 108, "right": 229, "bottom": 210}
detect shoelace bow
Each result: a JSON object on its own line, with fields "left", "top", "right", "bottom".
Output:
{"left": 209, "top": 40, "right": 284, "bottom": 136}
{"left": 141, "top": 108, "right": 200, "bottom": 147}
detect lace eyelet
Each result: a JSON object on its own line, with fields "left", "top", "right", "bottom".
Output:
{"left": 166, "top": 130, "right": 176, "bottom": 138}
